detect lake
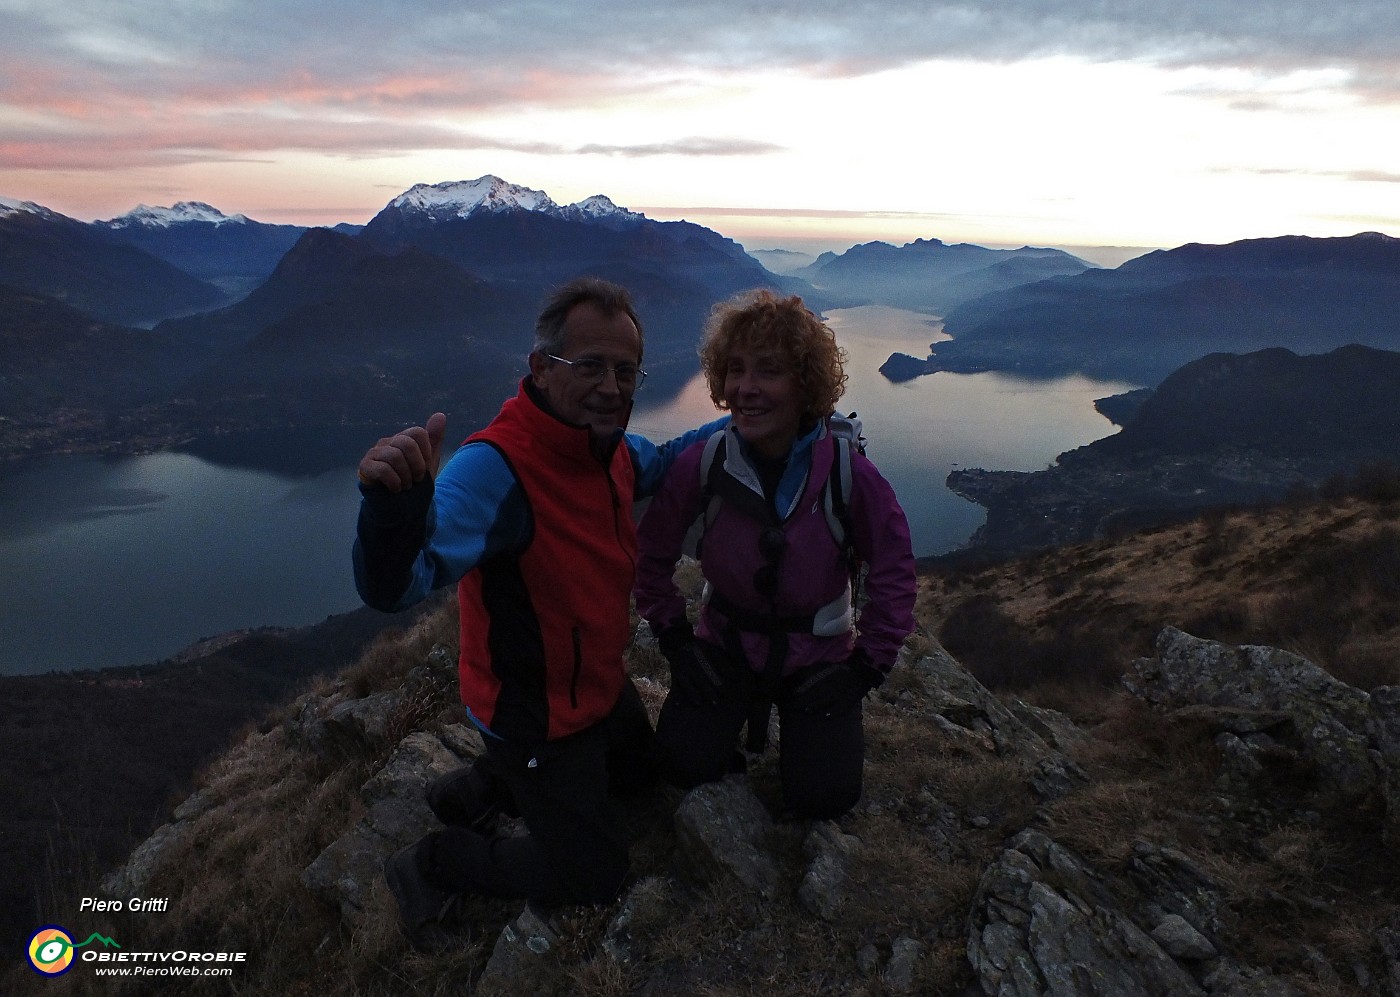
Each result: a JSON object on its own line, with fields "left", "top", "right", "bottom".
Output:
{"left": 0, "top": 306, "right": 1135, "bottom": 675}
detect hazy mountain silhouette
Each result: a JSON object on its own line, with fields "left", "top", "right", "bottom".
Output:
{"left": 0, "top": 202, "right": 224, "bottom": 326}
{"left": 748, "top": 247, "right": 818, "bottom": 275}
{"left": 796, "top": 237, "right": 1093, "bottom": 313}
{"left": 153, "top": 228, "right": 538, "bottom": 441}
{"left": 0, "top": 285, "right": 175, "bottom": 418}
{"left": 152, "top": 227, "right": 488, "bottom": 353}
{"left": 929, "top": 232, "right": 1400, "bottom": 383}
{"left": 93, "top": 202, "right": 310, "bottom": 299}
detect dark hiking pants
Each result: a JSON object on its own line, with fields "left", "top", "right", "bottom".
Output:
{"left": 654, "top": 641, "right": 865, "bottom": 820}
{"left": 430, "top": 677, "right": 656, "bottom": 906}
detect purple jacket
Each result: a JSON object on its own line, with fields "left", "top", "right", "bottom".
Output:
{"left": 634, "top": 420, "right": 917, "bottom": 675}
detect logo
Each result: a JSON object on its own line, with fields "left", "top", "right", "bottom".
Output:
{"left": 27, "top": 926, "right": 121, "bottom": 976}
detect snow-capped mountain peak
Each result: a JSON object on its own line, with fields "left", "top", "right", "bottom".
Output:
{"left": 384, "top": 176, "right": 651, "bottom": 227}
{"left": 562, "top": 194, "right": 643, "bottom": 222}
{"left": 105, "top": 202, "right": 248, "bottom": 228}
{"left": 388, "top": 176, "right": 560, "bottom": 219}
{"left": 0, "top": 196, "right": 65, "bottom": 222}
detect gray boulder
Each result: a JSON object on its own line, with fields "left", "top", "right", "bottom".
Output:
{"left": 1367, "top": 686, "right": 1400, "bottom": 845}
{"left": 672, "top": 776, "right": 784, "bottom": 898}
{"left": 1125, "top": 627, "right": 1376, "bottom": 802}
{"left": 477, "top": 904, "right": 563, "bottom": 996}
{"left": 291, "top": 690, "right": 401, "bottom": 762}
{"left": 798, "top": 821, "right": 862, "bottom": 920}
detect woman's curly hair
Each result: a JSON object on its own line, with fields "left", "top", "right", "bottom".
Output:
{"left": 699, "top": 289, "right": 848, "bottom": 423}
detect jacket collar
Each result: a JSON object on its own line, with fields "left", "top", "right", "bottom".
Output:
{"left": 518, "top": 377, "right": 627, "bottom": 465}
{"left": 725, "top": 418, "right": 829, "bottom": 517}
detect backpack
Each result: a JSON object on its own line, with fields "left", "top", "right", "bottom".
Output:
{"left": 683, "top": 413, "right": 866, "bottom": 588}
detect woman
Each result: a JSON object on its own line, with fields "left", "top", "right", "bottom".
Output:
{"left": 634, "top": 289, "right": 917, "bottom": 819}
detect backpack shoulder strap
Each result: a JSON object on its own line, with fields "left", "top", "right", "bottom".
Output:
{"left": 699, "top": 429, "right": 727, "bottom": 494}
{"left": 822, "top": 417, "right": 859, "bottom": 547}
{"left": 682, "top": 429, "right": 729, "bottom": 558}
{"left": 821, "top": 419, "right": 865, "bottom": 612}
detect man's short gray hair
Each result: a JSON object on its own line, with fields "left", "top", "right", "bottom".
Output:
{"left": 533, "top": 277, "right": 644, "bottom": 358}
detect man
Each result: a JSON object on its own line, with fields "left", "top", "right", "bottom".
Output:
{"left": 354, "top": 277, "right": 723, "bottom": 946}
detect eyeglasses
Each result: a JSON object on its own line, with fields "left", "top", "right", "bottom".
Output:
{"left": 545, "top": 354, "right": 647, "bottom": 388}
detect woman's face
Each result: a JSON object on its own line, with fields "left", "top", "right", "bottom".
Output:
{"left": 723, "top": 346, "right": 803, "bottom": 459}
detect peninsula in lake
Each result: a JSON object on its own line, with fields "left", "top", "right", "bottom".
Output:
{"left": 945, "top": 343, "right": 1400, "bottom": 557}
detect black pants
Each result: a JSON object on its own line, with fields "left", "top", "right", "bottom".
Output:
{"left": 432, "top": 677, "right": 656, "bottom": 906}
{"left": 654, "top": 642, "right": 865, "bottom": 819}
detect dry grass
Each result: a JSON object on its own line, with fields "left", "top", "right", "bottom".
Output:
{"left": 336, "top": 596, "right": 460, "bottom": 699}
{"left": 1041, "top": 696, "right": 1224, "bottom": 861}
{"left": 923, "top": 488, "right": 1400, "bottom": 698}
{"left": 35, "top": 724, "right": 361, "bottom": 995}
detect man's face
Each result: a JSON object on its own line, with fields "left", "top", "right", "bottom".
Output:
{"left": 530, "top": 302, "right": 642, "bottom": 442}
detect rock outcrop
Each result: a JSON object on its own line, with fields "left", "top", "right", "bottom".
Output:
{"left": 1125, "top": 626, "right": 1382, "bottom": 806}
{"left": 968, "top": 831, "right": 1213, "bottom": 996}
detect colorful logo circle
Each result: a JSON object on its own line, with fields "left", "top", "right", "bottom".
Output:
{"left": 28, "top": 925, "right": 75, "bottom": 976}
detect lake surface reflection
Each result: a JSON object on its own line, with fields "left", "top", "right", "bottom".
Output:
{"left": 0, "top": 454, "right": 363, "bottom": 675}
{"left": 0, "top": 306, "right": 1136, "bottom": 675}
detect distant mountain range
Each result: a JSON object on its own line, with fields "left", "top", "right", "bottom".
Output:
{"left": 745, "top": 248, "right": 817, "bottom": 275}
{"left": 920, "top": 232, "right": 1400, "bottom": 384}
{"left": 796, "top": 237, "right": 1094, "bottom": 313}
{"left": 0, "top": 177, "right": 791, "bottom": 463}
{"left": 4, "top": 179, "right": 1400, "bottom": 473}
{"left": 355, "top": 177, "right": 779, "bottom": 372}
{"left": 0, "top": 197, "right": 226, "bottom": 326}
{"left": 945, "top": 343, "right": 1400, "bottom": 557}
{"left": 93, "top": 201, "right": 320, "bottom": 299}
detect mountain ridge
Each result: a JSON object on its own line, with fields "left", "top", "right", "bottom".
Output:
{"left": 798, "top": 236, "right": 1094, "bottom": 314}
{"left": 92, "top": 201, "right": 309, "bottom": 297}
{"left": 921, "top": 231, "right": 1400, "bottom": 383}
{"left": 0, "top": 204, "right": 226, "bottom": 326}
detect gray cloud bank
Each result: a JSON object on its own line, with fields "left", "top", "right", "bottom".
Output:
{"left": 8, "top": 1, "right": 1397, "bottom": 82}
{"left": 2, "top": 0, "right": 1396, "bottom": 172}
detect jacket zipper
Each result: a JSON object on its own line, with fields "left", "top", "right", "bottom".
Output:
{"left": 603, "top": 461, "right": 636, "bottom": 574}
{"left": 570, "top": 626, "right": 583, "bottom": 709}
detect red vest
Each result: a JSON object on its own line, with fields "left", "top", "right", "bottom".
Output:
{"left": 457, "top": 382, "right": 637, "bottom": 744}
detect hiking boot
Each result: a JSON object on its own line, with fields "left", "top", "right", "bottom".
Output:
{"left": 383, "top": 838, "right": 463, "bottom": 952}
{"left": 427, "top": 761, "right": 516, "bottom": 832}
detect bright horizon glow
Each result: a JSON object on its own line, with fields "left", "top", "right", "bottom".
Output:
{"left": 4, "top": 3, "right": 1398, "bottom": 258}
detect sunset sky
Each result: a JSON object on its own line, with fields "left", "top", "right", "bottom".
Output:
{"left": 3, "top": 0, "right": 1398, "bottom": 258}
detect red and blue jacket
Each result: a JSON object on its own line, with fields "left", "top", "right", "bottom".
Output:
{"left": 354, "top": 378, "right": 724, "bottom": 745}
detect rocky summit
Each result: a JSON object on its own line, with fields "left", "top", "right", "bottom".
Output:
{"left": 48, "top": 616, "right": 1400, "bottom": 996}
